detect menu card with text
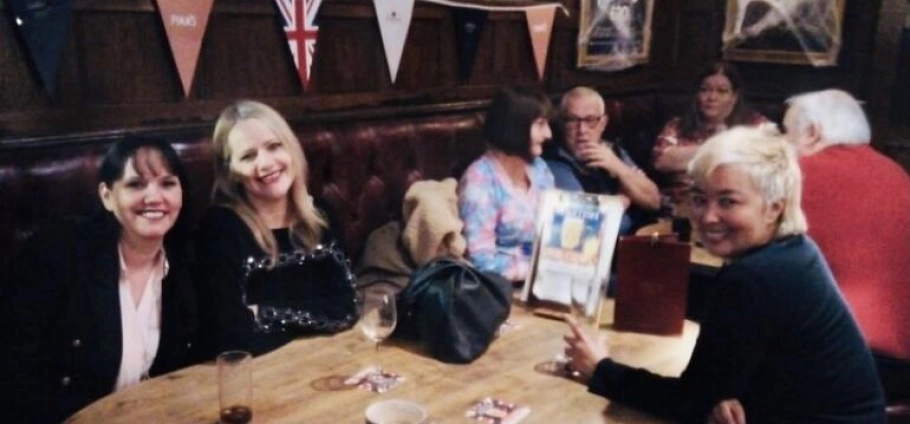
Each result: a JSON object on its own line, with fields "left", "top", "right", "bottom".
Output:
{"left": 521, "top": 190, "right": 624, "bottom": 321}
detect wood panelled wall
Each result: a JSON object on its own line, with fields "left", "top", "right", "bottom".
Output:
{"left": 1, "top": 0, "right": 907, "bottom": 147}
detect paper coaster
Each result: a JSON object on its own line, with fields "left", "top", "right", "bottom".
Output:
{"left": 466, "top": 397, "right": 530, "bottom": 424}
{"left": 344, "top": 367, "right": 404, "bottom": 393}
{"left": 496, "top": 320, "right": 522, "bottom": 336}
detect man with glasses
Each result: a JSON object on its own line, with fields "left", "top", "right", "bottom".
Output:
{"left": 544, "top": 86, "right": 660, "bottom": 234}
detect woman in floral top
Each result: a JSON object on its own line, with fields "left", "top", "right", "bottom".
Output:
{"left": 458, "top": 87, "right": 556, "bottom": 282}
{"left": 653, "top": 62, "right": 770, "bottom": 212}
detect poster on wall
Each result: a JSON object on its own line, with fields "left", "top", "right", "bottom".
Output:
{"left": 722, "top": 0, "right": 846, "bottom": 67}
{"left": 577, "top": 0, "right": 655, "bottom": 72}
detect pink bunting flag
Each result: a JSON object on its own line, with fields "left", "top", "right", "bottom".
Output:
{"left": 156, "top": 0, "right": 214, "bottom": 97}
{"left": 525, "top": 5, "right": 557, "bottom": 81}
{"left": 275, "top": 0, "right": 324, "bottom": 90}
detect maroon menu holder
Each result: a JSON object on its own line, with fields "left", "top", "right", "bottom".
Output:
{"left": 613, "top": 234, "right": 690, "bottom": 335}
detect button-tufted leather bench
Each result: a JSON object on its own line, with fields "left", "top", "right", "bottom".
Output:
{"left": 1, "top": 93, "right": 692, "bottom": 276}
{"left": 0, "top": 111, "right": 495, "bottom": 273}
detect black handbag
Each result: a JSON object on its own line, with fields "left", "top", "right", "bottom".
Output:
{"left": 394, "top": 257, "right": 512, "bottom": 363}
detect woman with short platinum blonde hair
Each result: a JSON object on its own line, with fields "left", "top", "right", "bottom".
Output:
{"left": 688, "top": 126, "right": 807, "bottom": 241}
{"left": 563, "top": 126, "right": 885, "bottom": 423}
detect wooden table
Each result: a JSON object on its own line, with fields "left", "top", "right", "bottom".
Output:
{"left": 67, "top": 301, "right": 698, "bottom": 424}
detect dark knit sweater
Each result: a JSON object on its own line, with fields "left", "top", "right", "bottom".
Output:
{"left": 589, "top": 235, "right": 885, "bottom": 423}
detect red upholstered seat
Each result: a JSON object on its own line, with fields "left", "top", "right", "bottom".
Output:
{"left": 0, "top": 112, "right": 487, "bottom": 268}
{"left": 0, "top": 93, "right": 694, "bottom": 272}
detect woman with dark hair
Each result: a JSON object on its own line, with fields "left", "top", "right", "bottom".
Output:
{"left": 653, "top": 61, "right": 770, "bottom": 210}
{"left": 1, "top": 136, "right": 199, "bottom": 423}
{"left": 458, "top": 86, "right": 556, "bottom": 282}
{"left": 196, "top": 100, "right": 357, "bottom": 356}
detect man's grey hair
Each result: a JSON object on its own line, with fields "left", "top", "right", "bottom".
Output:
{"left": 785, "top": 89, "right": 871, "bottom": 146}
{"left": 559, "top": 86, "right": 606, "bottom": 116}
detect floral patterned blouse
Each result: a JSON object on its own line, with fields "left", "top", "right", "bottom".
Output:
{"left": 458, "top": 153, "right": 555, "bottom": 281}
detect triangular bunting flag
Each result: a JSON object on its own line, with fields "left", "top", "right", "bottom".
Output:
{"left": 156, "top": 0, "right": 214, "bottom": 97}
{"left": 6, "top": 0, "right": 73, "bottom": 94}
{"left": 525, "top": 6, "right": 556, "bottom": 81}
{"left": 453, "top": 8, "right": 487, "bottom": 82}
{"left": 373, "top": 0, "right": 415, "bottom": 84}
{"left": 274, "top": 0, "right": 324, "bottom": 90}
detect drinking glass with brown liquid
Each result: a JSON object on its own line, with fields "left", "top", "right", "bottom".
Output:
{"left": 217, "top": 351, "right": 253, "bottom": 424}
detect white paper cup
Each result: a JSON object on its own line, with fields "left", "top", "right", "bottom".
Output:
{"left": 365, "top": 399, "right": 427, "bottom": 424}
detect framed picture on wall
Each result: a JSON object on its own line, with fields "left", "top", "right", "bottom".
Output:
{"left": 577, "top": 0, "right": 655, "bottom": 71}
{"left": 722, "top": 0, "right": 847, "bottom": 66}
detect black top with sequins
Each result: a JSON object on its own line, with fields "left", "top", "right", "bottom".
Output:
{"left": 195, "top": 202, "right": 358, "bottom": 356}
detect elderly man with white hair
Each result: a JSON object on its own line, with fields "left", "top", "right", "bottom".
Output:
{"left": 783, "top": 88, "right": 910, "bottom": 404}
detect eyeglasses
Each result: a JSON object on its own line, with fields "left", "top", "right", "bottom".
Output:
{"left": 563, "top": 115, "right": 604, "bottom": 128}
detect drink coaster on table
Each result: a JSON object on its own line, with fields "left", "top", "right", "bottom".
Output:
{"left": 466, "top": 397, "right": 530, "bottom": 424}
{"left": 344, "top": 366, "right": 404, "bottom": 393}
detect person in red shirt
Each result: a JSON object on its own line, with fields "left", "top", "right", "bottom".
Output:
{"left": 783, "top": 88, "right": 910, "bottom": 403}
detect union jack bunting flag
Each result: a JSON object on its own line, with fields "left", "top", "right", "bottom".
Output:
{"left": 275, "top": 0, "right": 323, "bottom": 90}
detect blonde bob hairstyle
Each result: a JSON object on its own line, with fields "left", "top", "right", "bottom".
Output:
{"left": 211, "top": 100, "right": 327, "bottom": 259}
{"left": 687, "top": 126, "right": 807, "bottom": 239}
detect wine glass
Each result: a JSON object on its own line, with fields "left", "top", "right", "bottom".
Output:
{"left": 557, "top": 278, "right": 599, "bottom": 378}
{"left": 570, "top": 277, "right": 598, "bottom": 329}
{"left": 360, "top": 291, "right": 398, "bottom": 370}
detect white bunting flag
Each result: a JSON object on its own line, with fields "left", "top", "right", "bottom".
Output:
{"left": 373, "top": 0, "right": 416, "bottom": 84}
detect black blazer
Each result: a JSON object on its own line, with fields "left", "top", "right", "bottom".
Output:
{"left": 0, "top": 214, "right": 199, "bottom": 424}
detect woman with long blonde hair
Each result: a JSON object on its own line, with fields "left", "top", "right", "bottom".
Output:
{"left": 196, "top": 100, "right": 357, "bottom": 356}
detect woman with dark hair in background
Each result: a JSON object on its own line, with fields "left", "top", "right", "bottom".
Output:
{"left": 653, "top": 61, "right": 770, "bottom": 211}
{"left": 458, "top": 86, "right": 556, "bottom": 282}
{"left": 1, "top": 136, "right": 199, "bottom": 423}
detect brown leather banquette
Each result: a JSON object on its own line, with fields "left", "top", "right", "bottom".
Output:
{"left": 0, "top": 110, "right": 486, "bottom": 270}
{"left": 0, "top": 93, "right": 718, "bottom": 274}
